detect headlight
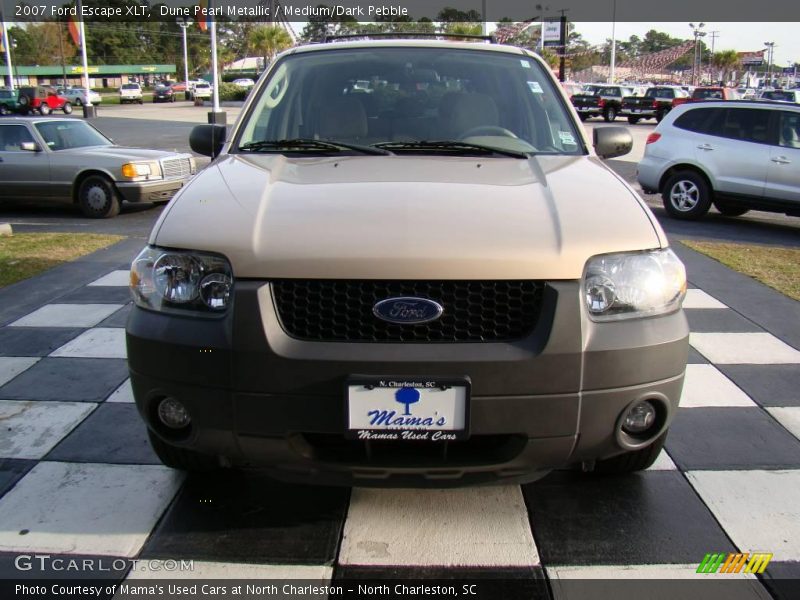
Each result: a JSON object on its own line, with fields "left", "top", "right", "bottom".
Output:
{"left": 130, "top": 246, "right": 233, "bottom": 314}
{"left": 583, "top": 248, "right": 686, "bottom": 321}
{"left": 121, "top": 162, "right": 161, "bottom": 181}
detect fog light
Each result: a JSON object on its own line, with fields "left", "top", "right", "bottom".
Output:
{"left": 622, "top": 401, "right": 656, "bottom": 434}
{"left": 157, "top": 397, "right": 191, "bottom": 429}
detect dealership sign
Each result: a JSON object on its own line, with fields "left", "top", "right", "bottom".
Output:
{"left": 542, "top": 20, "right": 563, "bottom": 47}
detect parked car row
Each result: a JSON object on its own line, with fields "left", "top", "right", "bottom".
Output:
{"left": 0, "top": 87, "right": 74, "bottom": 116}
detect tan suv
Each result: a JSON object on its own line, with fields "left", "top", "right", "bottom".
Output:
{"left": 126, "top": 40, "right": 688, "bottom": 486}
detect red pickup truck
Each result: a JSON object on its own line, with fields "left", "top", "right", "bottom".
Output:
{"left": 672, "top": 87, "right": 738, "bottom": 108}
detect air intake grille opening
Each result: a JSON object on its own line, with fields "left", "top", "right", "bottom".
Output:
{"left": 272, "top": 280, "right": 545, "bottom": 342}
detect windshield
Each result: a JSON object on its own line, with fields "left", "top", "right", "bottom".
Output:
{"left": 694, "top": 89, "right": 724, "bottom": 99}
{"left": 34, "top": 121, "right": 112, "bottom": 151}
{"left": 236, "top": 46, "right": 583, "bottom": 156}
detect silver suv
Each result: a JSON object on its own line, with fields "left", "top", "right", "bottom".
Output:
{"left": 638, "top": 100, "right": 800, "bottom": 219}
{"left": 126, "top": 40, "right": 688, "bottom": 486}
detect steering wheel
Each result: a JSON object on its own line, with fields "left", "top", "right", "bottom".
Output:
{"left": 459, "top": 126, "right": 518, "bottom": 140}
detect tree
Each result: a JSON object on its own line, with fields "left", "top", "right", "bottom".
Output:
{"left": 7, "top": 23, "right": 76, "bottom": 67}
{"left": 711, "top": 50, "right": 740, "bottom": 85}
{"left": 300, "top": 5, "right": 359, "bottom": 43}
{"left": 437, "top": 7, "right": 482, "bottom": 36}
{"left": 248, "top": 25, "right": 293, "bottom": 71}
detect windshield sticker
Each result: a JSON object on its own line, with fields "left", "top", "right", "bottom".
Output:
{"left": 559, "top": 131, "right": 577, "bottom": 145}
{"left": 520, "top": 60, "right": 532, "bottom": 69}
{"left": 527, "top": 81, "right": 543, "bottom": 94}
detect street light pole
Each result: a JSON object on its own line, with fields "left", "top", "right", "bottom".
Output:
{"left": 764, "top": 42, "right": 775, "bottom": 86}
{"left": 689, "top": 23, "right": 705, "bottom": 86}
{"left": 609, "top": 0, "right": 616, "bottom": 83}
{"left": 177, "top": 18, "right": 193, "bottom": 96}
{"left": 1, "top": 16, "right": 14, "bottom": 90}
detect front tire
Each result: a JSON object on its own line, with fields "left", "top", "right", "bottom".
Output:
{"left": 75, "top": 97, "right": 83, "bottom": 106}
{"left": 603, "top": 106, "right": 617, "bottom": 122}
{"left": 147, "top": 430, "right": 219, "bottom": 472}
{"left": 39, "top": 103, "right": 51, "bottom": 115}
{"left": 592, "top": 431, "right": 668, "bottom": 474}
{"left": 662, "top": 170, "right": 712, "bottom": 220}
{"left": 713, "top": 200, "right": 750, "bottom": 217}
{"left": 0, "top": 105, "right": 9, "bottom": 116}
{"left": 77, "top": 175, "right": 121, "bottom": 219}
{"left": 62, "top": 102, "right": 72, "bottom": 114}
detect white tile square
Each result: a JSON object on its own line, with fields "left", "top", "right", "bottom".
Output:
{"left": 339, "top": 486, "right": 538, "bottom": 567}
{"left": 679, "top": 364, "right": 756, "bottom": 408}
{"left": 682, "top": 289, "right": 728, "bottom": 310}
{"left": 687, "top": 470, "right": 800, "bottom": 561}
{"left": 0, "top": 461, "right": 184, "bottom": 557}
{"left": 0, "top": 357, "right": 40, "bottom": 387}
{"left": 50, "top": 328, "right": 127, "bottom": 359}
{"left": 690, "top": 332, "right": 800, "bottom": 364}
{"left": 0, "top": 400, "right": 96, "bottom": 459}
{"left": 106, "top": 379, "right": 134, "bottom": 403}
{"left": 88, "top": 270, "right": 131, "bottom": 287}
{"left": 646, "top": 449, "right": 677, "bottom": 471}
{"left": 767, "top": 407, "right": 800, "bottom": 442}
{"left": 125, "top": 561, "right": 332, "bottom": 580}
{"left": 10, "top": 304, "right": 124, "bottom": 328}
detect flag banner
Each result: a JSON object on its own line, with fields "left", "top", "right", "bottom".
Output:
{"left": 67, "top": 12, "right": 81, "bottom": 47}
{"left": 197, "top": 0, "right": 208, "bottom": 31}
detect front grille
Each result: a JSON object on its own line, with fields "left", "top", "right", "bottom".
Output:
{"left": 161, "top": 157, "right": 191, "bottom": 179}
{"left": 272, "top": 280, "right": 545, "bottom": 343}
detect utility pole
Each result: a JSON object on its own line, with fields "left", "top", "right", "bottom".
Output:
{"left": 558, "top": 9, "right": 568, "bottom": 82}
{"left": 58, "top": 20, "right": 67, "bottom": 87}
{"left": 708, "top": 31, "right": 719, "bottom": 83}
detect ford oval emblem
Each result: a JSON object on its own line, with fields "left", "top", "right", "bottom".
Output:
{"left": 373, "top": 297, "right": 444, "bottom": 325}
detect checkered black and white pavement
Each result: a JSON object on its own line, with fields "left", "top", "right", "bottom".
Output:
{"left": 0, "top": 245, "right": 799, "bottom": 599}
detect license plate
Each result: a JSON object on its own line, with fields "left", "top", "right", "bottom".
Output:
{"left": 633, "top": 108, "right": 641, "bottom": 113}
{"left": 346, "top": 377, "right": 470, "bottom": 441}
{"left": 579, "top": 107, "right": 589, "bottom": 111}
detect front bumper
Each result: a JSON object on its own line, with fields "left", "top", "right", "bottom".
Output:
{"left": 126, "top": 281, "right": 689, "bottom": 485}
{"left": 115, "top": 178, "right": 187, "bottom": 203}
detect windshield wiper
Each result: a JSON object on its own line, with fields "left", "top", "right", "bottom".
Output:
{"left": 372, "top": 140, "right": 530, "bottom": 159}
{"left": 239, "top": 138, "right": 392, "bottom": 155}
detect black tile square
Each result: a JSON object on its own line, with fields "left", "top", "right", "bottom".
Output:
{"left": 666, "top": 407, "right": 800, "bottom": 470}
{"left": 0, "top": 458, "right": 36, "bottom": 500}
{"left": 685, "top": 309, "right": 762, "bottom": 333}
{"left": 716, "top": 365, "right": 800, "bottom": 408}
{"left": 97, "top": 304, "right": 132, "bottom": 328}
{"left": 57, "top": 286, "right": 133, "bottom": 304}
{"left": 760, "top": 561, "right": 800, "bottom": 600}
{"left": 687, "top": 347, "right": 709, "bottom": 364}
{"left": 141, "top": 470, "right": 349, "bottom": 564}
{"left": 0, "top": 552, "right": 129, "bottom": 580}
{"left": 523, "top": 471, "right": 736, "bottom": 566}
{"left": 0, "top": 327, "right": 85, "bottom": 357}
{"left": 45, "top": 404, "right": 159, "bottom": 465}
{"left": 0, "top": 357, "right": 129, "bottom": 402}
{"left": 334, "top": 566, "right": 549, "bottom": 600}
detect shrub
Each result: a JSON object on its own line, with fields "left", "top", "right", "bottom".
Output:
{"left": 217, "top": 82, "right": 248, "bottom": 101}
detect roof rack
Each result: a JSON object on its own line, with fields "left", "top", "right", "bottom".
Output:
{"left": 322, "top": 32, "right": 496, "bottom": 44}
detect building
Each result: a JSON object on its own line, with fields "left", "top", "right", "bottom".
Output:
{"left": 0, "top": 64, "right": 177, "bottom": 88}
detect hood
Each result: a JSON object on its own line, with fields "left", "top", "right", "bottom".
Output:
{"left": 152, "top": 154, "right": 663, "bottom": 280}
{"left": 74, "top": 146, "right": 180, "bottom": 161}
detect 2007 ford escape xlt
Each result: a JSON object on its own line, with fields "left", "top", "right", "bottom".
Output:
{"left": 126, "top": 40, "right": 689, "bottom": 486}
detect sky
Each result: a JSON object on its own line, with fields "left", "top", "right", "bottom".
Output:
{"left": 574, "top": 23, "right": 799, "bottom": 67}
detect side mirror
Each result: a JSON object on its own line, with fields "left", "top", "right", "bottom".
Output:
{"left": 190, "top": 124, "right": 226, "bottom": 158}
{"left": 20, "top": 141, "right": 41, "bottom": 152}
{"left": 593, "top": 126, "right": 633, "bottom": 159}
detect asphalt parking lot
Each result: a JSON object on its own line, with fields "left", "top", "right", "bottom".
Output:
{"left": 0, "top": 104, "right": 799, "bottom": 598}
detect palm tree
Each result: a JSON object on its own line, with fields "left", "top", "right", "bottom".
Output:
{"left": 711, "top": 50, "right": 740, "bottom": 86}
{"left": 248, "top": 26, "right": 293, "bottom": 73}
